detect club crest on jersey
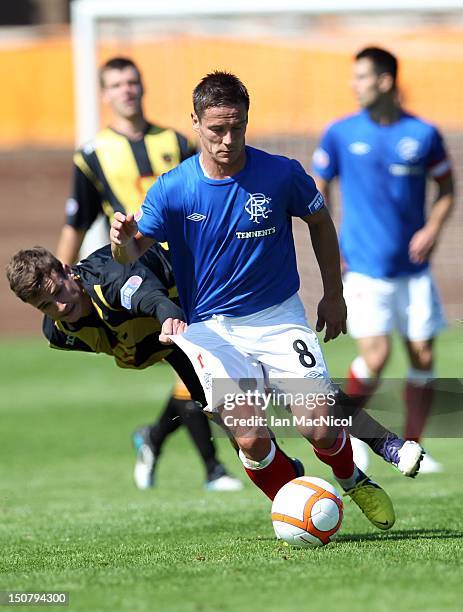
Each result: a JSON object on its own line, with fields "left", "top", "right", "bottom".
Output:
{"left": 245, "top": 193, "right": 272, "bottom": 224}
{"left": 134, "top": 208, "right": 143, "bottom": 222}
{"left": 121, "top": 275, "right": 143, "bottom": 310}
{"left": 396, "top": 138, "right": 420, "bottom": 162}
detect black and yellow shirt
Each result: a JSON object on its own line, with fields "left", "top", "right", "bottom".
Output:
{"left": 65, "top": 124, "right": 196, "bottom": 230}
{"left": 43, "top": 244, "right": 184, "bottom": 369}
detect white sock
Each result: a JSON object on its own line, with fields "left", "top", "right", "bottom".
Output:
{"left": 351, "top": 356, "right": 375, "bottom": 383}
{"left": 335, "top": 467, "right": 361, "bottom": 491}
{"left": 238, "top": 440, "right": 275, "bottom": 470}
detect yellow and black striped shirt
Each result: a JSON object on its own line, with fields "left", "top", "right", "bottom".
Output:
{"left": 43, "top": 244, "right": 183, "bottom": 369}
{"left": 65, "top": 124, "right": 196, "bottom": 230}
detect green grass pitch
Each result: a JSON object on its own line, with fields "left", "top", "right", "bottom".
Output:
{"left": 0, "top": 329, "right": 462, "bottom": 611}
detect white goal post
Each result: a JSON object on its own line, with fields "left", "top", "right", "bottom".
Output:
{"left": 71, "top": 0, "right": 463, "bottom": 146}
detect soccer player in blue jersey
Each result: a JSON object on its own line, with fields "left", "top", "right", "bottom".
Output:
{"left": 110, "top": 71, "right": 424, "bottom": 530}
{"left": 312, "top": 47, "right": 455, "bottom": 473}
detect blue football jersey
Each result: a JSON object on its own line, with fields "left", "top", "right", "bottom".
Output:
{"left": 312, "top": 110, "right": 451, "bottom": 278}
{"left": 137, "top": 146, "right": 324, "bottom": 323}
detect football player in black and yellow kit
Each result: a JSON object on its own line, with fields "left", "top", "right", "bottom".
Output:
{"left": 56, "top": 56, "right": 196, "bottom": 266}
{"left": 6, "top": 244, "right": 242, "bottom": 492}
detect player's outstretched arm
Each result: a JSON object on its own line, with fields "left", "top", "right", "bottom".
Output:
{"left": 110, "top": 212, "right": 153, "bottom": 263}
{"left": 302, "top": 207, "right": 347, "bottom": 342}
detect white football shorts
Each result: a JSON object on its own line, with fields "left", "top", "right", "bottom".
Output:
{"left": 170, "top": 293, "right": 334, "bottom": 412}
{"left": 343, "top": 270, "right": 446, "bottom": 341}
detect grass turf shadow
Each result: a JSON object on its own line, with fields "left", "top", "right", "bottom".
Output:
{"left": 336, "top": 528, "right": 462, "bottom": 543}
{"left": 253, "top": 528, "right": 462, "bottom": 545}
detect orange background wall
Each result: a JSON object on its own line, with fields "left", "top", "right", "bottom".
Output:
{"left": 1, "top": 26, "right": 462, "bottom": 148}
{"left": 0, "top": 35, "right": 74, "bottom": 146}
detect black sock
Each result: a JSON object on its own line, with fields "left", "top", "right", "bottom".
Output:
{"left": 173, "top": 398, "right": 222, "bottom": 478}
{"left": 148, "top": 395, "right": 183, "bottom": 455}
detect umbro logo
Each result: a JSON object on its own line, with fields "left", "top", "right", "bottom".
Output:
{"left": 348, "top": 141, "right": 371, "bottom": 155}
{"left": 187, "top": 213, "right": 206, "bottom": 222}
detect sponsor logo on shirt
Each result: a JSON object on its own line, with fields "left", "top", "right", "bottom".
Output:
{"left": 396, "top": 137, "right": 420, "bottom": 162}
{"left": 348, "top": 142, "right": 371, "bottom": 155}
{"left": 389, "top": 164, "right": 423, "bottom": 176}
{"left": 236, "top": 227, "right": 276, "bottom": 240}
{"left": 120, "top": 275, "right": 143, "bottom": 310}
{"left": 312, "top": 147, "right": 330, "bottom": 169}
{"left": 187, "top": 213, "right": 206, "bottom": 222}
{"left": 245, "top": 193, "right": 272, "bottom": 224}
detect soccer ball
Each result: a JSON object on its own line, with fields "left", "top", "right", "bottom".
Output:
{"left": 271, "top": 476, "right": 343, "bottom": 547}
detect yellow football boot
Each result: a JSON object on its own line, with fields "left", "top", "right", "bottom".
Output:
{"left": 343, "top": 471, "right": 395, "bottom": 530}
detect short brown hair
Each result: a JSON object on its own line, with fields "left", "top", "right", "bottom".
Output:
{"left": 193, "top": 71, "right": 250, "bottom": 118}
{"left": 99, "top": 56, "right": 141, "bottom": 88}
{"left": 356, "top": 47, "right": 398, "bottom": 88}
{"left": 6, "top": 247, "right": 64, "bottom": 302}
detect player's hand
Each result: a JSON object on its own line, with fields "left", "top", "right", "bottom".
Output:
{"left": 409, "top": 227, "right": 437, "bottom": 264}
{"left": 316, "top": 294, "right": 347, "bottom": 342}
{"left": 159, "top": 318, "right": 188, "bottom": 344}
{"left": 110, "top": 212, "right": 138, "bottom": 247}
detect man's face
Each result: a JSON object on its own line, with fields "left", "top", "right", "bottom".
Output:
{"left": 29, "top": 269, "right": 93, "bottom": 324}
{"left": 352, "top": 58, "right": 390, "bottom": 109}
{"left": 101, "top": 66, "right": 144, "bottom": 119}
{"left": 192, "top": 104, "right": 248, "bottom": 167}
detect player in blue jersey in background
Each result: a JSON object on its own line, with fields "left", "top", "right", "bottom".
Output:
{"left": 312, "top": 47, "right": 455, "bottom": 473}
{"left": 110, "top": 71, "right": 425, "bottom": 531}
